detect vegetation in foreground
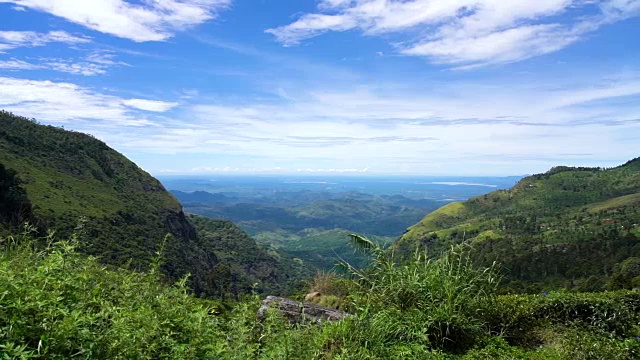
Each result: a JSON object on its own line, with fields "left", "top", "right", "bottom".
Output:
{"left": 2, "top": 229, "right": 639, "bottom": 359}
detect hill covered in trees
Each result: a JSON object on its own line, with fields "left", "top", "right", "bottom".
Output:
{"left": 187, "top": 215, "right": 311, "bottom": 297}
{"left": 0, "top": 111, "right": 303, "bottom": 297}
{"left": 396, "top": 159, "right": 640, "bottom": 292}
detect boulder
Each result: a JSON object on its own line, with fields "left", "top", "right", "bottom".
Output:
{"left": 257, "top": 296, "right": 350, "bottom": 324}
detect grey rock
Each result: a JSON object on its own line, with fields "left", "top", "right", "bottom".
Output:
{"left": 257, "top": 296, "right": 350, "bottom": 324}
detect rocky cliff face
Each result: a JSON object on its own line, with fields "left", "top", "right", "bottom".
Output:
{"left": 257, "top": 296, "right": 351, "bottom": 324}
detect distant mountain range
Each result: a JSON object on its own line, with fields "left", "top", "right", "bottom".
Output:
{"left": 169, "top": 177, "right": 522, "bottom": 270}
{"left": 171, "top": 190, "right": 444, "bottom": 269}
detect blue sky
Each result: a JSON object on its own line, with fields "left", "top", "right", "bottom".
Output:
{"left": 0, "top": 0, "right": 638, "bottom": 176}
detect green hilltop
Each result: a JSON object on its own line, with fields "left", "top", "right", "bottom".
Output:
{"left": 396, "top": 159, "right": 640, "bottom": 292}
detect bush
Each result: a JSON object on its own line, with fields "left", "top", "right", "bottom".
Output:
{"left": 3, "top": 228, "right": 639, "bottom": 359}
{"left": 489, "top": 290, "right": 640, "bottom": 347}
{"left": 340, "top": 236, "right": 500, "bottom": 353}
{"left": 0, "top": 229, "right": 226, "bottom": 359}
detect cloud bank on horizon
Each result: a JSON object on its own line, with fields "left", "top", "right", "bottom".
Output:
{"left": 0, "top": 0, "right": 638, "bottom": 176}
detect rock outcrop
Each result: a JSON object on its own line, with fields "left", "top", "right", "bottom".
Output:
{"left": 257, "top": 296, "right": 350, "bottom": 324}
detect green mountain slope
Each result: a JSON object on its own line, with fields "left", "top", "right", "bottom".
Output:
{"left": 188, "top": 215, "right": 311, "bottom": 296}
{"left": 0, "top": 111, "right": 221, "bottom": 292}
{"left": 0, "top": 111, "right": 305, "bottom": 297}
{"left": 396, "top": 159, "right": 640, "bottom": 292}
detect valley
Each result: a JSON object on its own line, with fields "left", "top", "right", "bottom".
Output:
{"left": 166, "top": 175, "right": 520, "bottom": 270}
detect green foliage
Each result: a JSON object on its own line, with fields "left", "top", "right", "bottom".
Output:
{"left": 338, "top": 238, "right": 500, "bottom": 353}
{"left": 0, "top": 229, "right": 223, "bottom": 359}
{"left": 255, "top": 228, "right": 391, "bottom": 271}
{"left": 0, "top": 162, "right": 34, "bottom": 232}
{"left": 0, "top": 228, "right": 331, "bottom": 359}
{"left": 2, "top": 228, "right": 640, "bottom": 359}
{"left": 490, "top": 291, "right": 640, "bottom": 343}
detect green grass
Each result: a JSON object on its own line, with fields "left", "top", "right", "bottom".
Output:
{"left": 402, "top": 202, "right": 467, "bottom": 241}
{"left": 588, "top": 193, "right": 640, "bottom": 212}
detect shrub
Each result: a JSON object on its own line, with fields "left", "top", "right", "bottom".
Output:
{"left": 0, "top": 229, "right": 225, "bottom": 359}
{"left": 340, "top": 235, "right": 500, "bottom": 352}
{"left": 493, "top": 291, "right": 640, "bottom": 336}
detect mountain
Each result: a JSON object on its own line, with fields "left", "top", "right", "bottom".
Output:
{"left": 396, "top": 159, "right": 640, "bottom": 292}
{"left": 187, "top": 215, "right": 312, "bottom": 296}
{"left": 0, "top": 111, "right": 302, "bottom": 297}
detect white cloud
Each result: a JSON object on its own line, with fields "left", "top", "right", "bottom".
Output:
{"left": 0, "top": 76, "right": 174, "bottom": 125}
{"left": 85, "top": 51, "right": 128, "bottom": 66}
{"left": 0, "top": 59, "right": 40, "bottom": 70}
{"left": 403, "top": 23, "right": 582, "bottom": 68}
{"left": 265, "top": 14, "right": 357, "bottom": 45}
{"left": 123, "top": 99, "right": 180, "bottom": 112}
{"left": 45, "top": 60, "right": 109, "bottom": 76}
{"left": 267, "top": 0, "right": 640, "bottom": 67}
{"left": 0, "top": 51, "right": 128, "bottom": 76}
{"left": 0, "top": 30, "right": 90, "bottom": 51}
{"left": 1, "top": 0, "right": 232, "bottom": 42}
{"left": 38, "top": 52, "right": 128, "bottom": 76}
{"left": 77, "top": 71, "right": 638, "bottom": 175}
{"left": 1, "top": 73, "right": 637, "bottom": 175}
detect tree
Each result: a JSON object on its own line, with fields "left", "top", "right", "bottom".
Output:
{"left": 0, "top": 162, "right": 33, "bottom": 228}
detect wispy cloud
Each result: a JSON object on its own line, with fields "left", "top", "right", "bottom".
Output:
{"left": 0, "top": 59, "right": 40, "bottom": 70}
{"left": 1, "top": 0, "right": 232, "bottom": 42}
{"left": 65, "top": 70, "right": 634, "bottom": 174}
{"left": 0, "top": 51, "right": 129, "bottom": 76}
{"left": 0, "top": 77, "right": 178, "bottom": 127}
{"left": 267, "top": 0, "right": 640, "bottom": 68}
{"left": 1, "top": 69, "right": 638, "bottom": 174}
{"left": 0, "top": 30, "right": 89, "bottom": 51}
{"left": 123, "top": 99, "right": 179, "bottom": 112}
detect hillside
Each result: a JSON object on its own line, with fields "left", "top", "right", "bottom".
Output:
{"left": 396, "top": 159, "right": 640, "bottom": 292}
{"left": 187, "top": 215, "right": 311, "bottom": 296}
{"left": 0, "top": 111, "right": 301, "bottom": 297}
